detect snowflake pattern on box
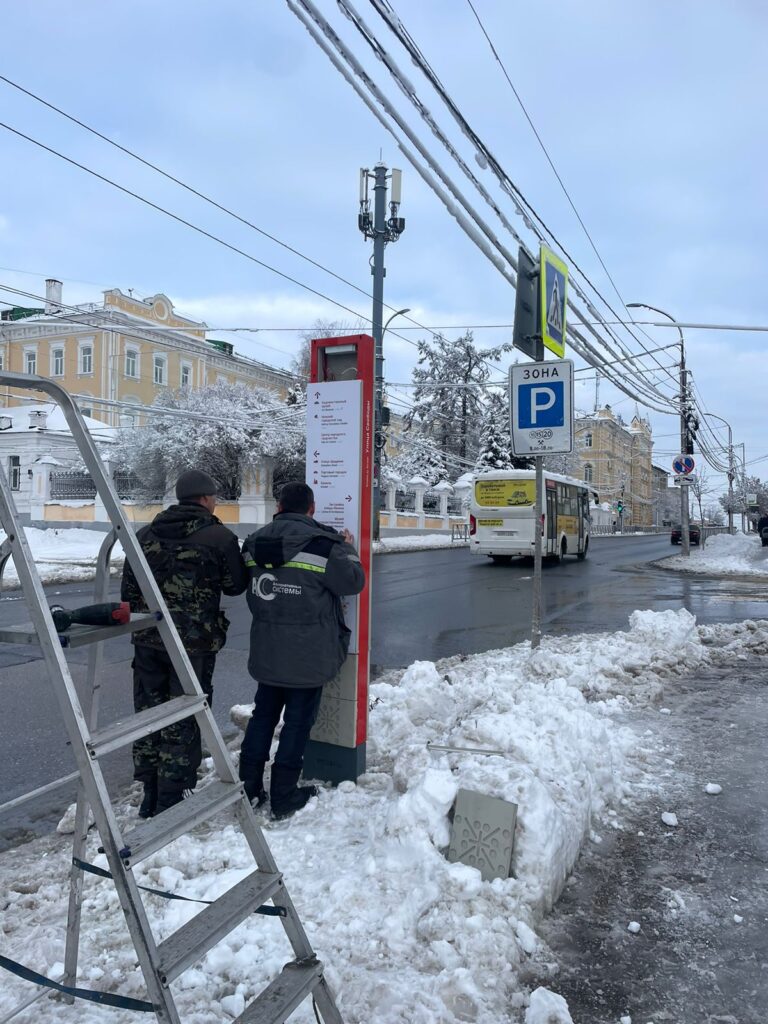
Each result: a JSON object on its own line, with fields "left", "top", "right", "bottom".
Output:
{"left": 447, "top": 789, "right": 517, "bottom": 882}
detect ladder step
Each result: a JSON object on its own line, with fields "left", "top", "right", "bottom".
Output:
{"left": 234, "top": 959, "right": 324, "bottom": 1024}
{"left": 115, "top": 781, "right": 244, "bottom": 867}
{"left": 157, "top": 868, "right": 283, "bottom": 985}
{"left": 87, "top": 695, "right": 207, "bottom": 758}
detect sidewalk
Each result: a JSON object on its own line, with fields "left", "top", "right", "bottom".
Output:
{"left": 1, "top": 612, "right": 766, "bottom": 1022}
{"left": 534, "top": 642, "right": 768, "bottom": 1023}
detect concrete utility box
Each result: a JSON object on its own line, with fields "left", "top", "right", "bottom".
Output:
{"left": 447, "top": 788, "right": 518, "bottom": 882}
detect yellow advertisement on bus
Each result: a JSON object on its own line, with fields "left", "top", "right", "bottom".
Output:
{"left": 474, "top": 479, "right": 536, "bottom": 508}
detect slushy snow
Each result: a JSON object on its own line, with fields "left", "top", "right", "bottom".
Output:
{"left": 1, "top": 610, "right": 765, "bottom": 1022}
{"left": 661, "top": 812, "right": 679, "bottom": 827}
{"left": 374, "top": 533, "right": 467, "bottom": 554}
{"left": 662, "top": 531, "right": 768, "bottom": 577}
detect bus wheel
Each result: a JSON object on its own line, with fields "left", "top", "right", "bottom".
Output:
{"left": 577, "top": 538, "right": 589, "bottom": 561}
{"left": 491, "top": 555, "right": 513, "bottom": 564}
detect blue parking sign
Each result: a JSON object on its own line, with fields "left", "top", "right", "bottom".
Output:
{"left": 509, "top": 359, "right": 574, "bottom": 455}
{"left": 518, "top": 381, "right": 565, "bottom": 428}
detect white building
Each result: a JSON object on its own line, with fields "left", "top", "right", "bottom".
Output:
{"left": 0, "top": 404, "right": 114, "bottom": 521}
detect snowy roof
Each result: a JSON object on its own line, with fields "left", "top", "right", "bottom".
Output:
{"left": 0, "top": 404, "right": 115, "bottom": 441}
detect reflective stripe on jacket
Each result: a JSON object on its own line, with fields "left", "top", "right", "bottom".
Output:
{"left": 243, "top": 512, "right": 366, "bottom": 687}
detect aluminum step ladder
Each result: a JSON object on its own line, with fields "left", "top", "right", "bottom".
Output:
{"left": 0, "top": 371, "right": 343, "bottom": 1024}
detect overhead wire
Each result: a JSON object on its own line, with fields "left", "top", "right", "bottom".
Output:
{"left": 294, "top": 0, "right": 681, "bottom": 414}
{"left": 359, "top": 0, "right": 683, "bottom": 399}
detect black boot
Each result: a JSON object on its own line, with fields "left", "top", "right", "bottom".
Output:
{"left": 239, "top": 757, "right": 267, "bottom": 807}
{"left": 155, "top": 779, "right": 190, "bottom": 814}
{"left": 138, "top": 778, "right": 157, "bottom": 819}
{"left": 270, "top": 765, "right": 318, "bottom": 820}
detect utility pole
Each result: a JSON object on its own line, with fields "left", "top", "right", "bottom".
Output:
{"left": 679, "top": 360, "right": 691, "bottom": 557}
{"left": 628, "top": 302, "right": 690, "bottom": 556}
{"left": 705, "top": 411, "right": 735, "bottom": 534}
{"left": 358, "top": 163, "right": 405, "bottom": 540}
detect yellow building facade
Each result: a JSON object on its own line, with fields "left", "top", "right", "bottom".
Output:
{"left": 574, "top": 405, "right": 654, "bottom": 527}
{"left": 0, "top": 280, "right": 292, "bottom": 424}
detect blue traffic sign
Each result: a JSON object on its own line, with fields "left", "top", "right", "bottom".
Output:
{"left": 509, "top": 359, "right": 574, "bottom": 455}
{"left": 672, "top": 454, "right": 695, "bottom": 475}
{"left": 518, "top": 381, "right": 565, "bottom": 429}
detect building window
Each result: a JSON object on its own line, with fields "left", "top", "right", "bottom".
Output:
{"left": 79, "top": 343, "right": 93, "bottom": 375}
{"left": 51, "top": 347, "right": 64, "bottom": 376}
{"left": 8, "top": 455, "right": 20, "bottom": 491}
{"left": 180, "top": 362, "right": 192, "bottom": 387}
{"left": 125, "top": 347, "right": 139, "bottom": 378}
{"left": 153, "top": 354, "right": 167, "bottom": 386}
{"left": 584, "top": 464, "right": 593, "bottom": 483}
{"left": 0, "top": 350, "right": 4, "bottom": 372}
{"left": 24, "top": 349, "right": 37, "bottom": 374}
{"left": 584, "top": 432, "right": 593, "bottom": 448}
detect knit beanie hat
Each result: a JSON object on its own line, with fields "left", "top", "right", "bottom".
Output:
{"left": 175, "top": 469, "right": 219, "bottom": 500}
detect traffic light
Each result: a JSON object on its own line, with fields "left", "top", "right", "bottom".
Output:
{"left": 617, "top": 500, "right": 624, "bottom": 515}
{"left": 684, "top": 411, "right": 699, "bottom": 456}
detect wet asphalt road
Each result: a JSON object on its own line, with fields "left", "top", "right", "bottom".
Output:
{"left": 2, "top": 535, "right": 767, "bottom": 849}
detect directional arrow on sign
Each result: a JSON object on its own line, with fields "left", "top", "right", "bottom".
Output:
{"left": 313, "top": 450, "right": 320, "bottom": 458}
{"left": 345, "top": 494, "right": 352, "bottom": 502}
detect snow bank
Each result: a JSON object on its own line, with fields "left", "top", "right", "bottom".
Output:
{"left": 0, "top": 610, "right": 718, "bottom": 1023}
{"left": 0, "top": 527, "right": 123, "bottom": 587}
{"left": 661, "top": 531, "right": 768, "bottom": 577}
{"left": 374, "top": 533, "right": 467, "bottom": 554}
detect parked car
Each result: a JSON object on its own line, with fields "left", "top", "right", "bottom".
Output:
{"left": 670, "top": 523, "right": 701, "bottom": 545}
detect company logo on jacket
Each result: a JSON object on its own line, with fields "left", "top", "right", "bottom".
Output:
{"left": 253, "top": 572, "right": 302, "bottom": 601}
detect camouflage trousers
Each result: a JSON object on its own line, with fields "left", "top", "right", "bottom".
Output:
{"left": 132, "top": 645, "right": 216, "bottom": 793}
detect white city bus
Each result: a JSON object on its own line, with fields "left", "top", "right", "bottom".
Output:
{"left": 469, "top": 469, "right": 596, "bottom": 563}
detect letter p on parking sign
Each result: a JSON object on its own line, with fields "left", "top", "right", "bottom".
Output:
{"left": 509, "top": 359, "right": 574, "bottom": 455}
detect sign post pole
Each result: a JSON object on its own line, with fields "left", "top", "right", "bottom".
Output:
{"left": 531, "top": 455, "right": 544, "bottom": 649}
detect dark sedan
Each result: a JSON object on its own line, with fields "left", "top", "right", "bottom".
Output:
{"left": 670, "top": 523, "right": 701, "bottom": 545}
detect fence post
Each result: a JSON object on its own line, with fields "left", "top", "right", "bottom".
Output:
{"left": 239, "top": 457, "right": 277, "bottom": 528}
{"left": 409, "top": 475, "right": 428, "bottom": 529}
{"left": 28, "top": 456, "right": 59, "bottom": 522}
{"left": 453, "top": 480, "right": 472, "bottom": 523}
{"left": 433, "top": 479, "right": 453, "bottom": 529}
{"left": 383, "top": 475, "right": 400, "bottom": 529}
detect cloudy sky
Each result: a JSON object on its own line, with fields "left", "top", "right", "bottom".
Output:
{"left": 1, "top": 1, "right": 765, "bottom": 494}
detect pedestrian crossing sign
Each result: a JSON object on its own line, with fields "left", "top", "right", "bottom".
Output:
{"left": 539, "top": 244, "right": 568, "bottom": 357}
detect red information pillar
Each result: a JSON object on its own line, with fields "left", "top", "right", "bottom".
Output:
{"left": 303, "top": 335, "right": 373, "bottom": 783}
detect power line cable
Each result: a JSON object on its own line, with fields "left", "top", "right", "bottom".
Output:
{"left": 290, "top": 0, "right": 679, "bottom": 415}
{"left": 361, "top": 0, "right": 683, "bottom": 398}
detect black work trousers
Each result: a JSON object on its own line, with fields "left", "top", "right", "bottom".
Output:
{"left": 132, "top": 645, "right": 215, "bottom": 795}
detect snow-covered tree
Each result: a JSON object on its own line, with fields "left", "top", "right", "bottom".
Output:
{"left": 475, "top": 391, "right": 513, "bottom": 472}
{"left": 113, "top": 381, "right": 305, "bottom": 503}
{"left": 405, "top": 332, "right": 510, "bottom": 464}
{"left": 386, "top": 432, "right": 448, "bottom": 487}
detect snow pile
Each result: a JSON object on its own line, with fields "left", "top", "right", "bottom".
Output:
{"left": 0, "top": 527, "right": 124, "bottom": 587}
{"left": 0, "top": 610, "right": 711, "bottom": 1023}
{"left": 374, "top": 533, "right": 467, "bottom": 554}
{"left": 662, "top": 530, "right": 768, "bottom": 577}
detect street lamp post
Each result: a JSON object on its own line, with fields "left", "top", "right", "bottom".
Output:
{"left": 736, "top": 442, "right": 747, "bottom": 532}
{"left": 628, "top": 302, "right": 690, "bottom": 556}
{"left": 375, "top": 306, "right": 410, "bottom": 534}
{"left": 704, "top": 411, "right": 735, "bottom": 534}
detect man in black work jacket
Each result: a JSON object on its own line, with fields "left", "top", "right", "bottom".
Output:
{"left": 121, "top": 469, "right": 248, "bottom": 817}
{"left": 240, "top": 481, "right": 366, "bottom": 818}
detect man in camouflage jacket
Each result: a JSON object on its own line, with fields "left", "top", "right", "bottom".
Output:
{"left": 121, "top": 469, "right": 248, "bottom": 816}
